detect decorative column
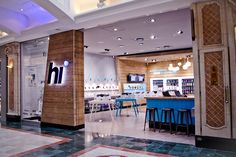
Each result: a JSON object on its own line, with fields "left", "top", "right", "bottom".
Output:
{"left": 192, "top": 0, "right": 236, "bottom": 151}
{"left": 41, "top": 30, "right": 84, "bottom": 129}
{"left": 1, "top": 42, "right": 21, "bottom": 121}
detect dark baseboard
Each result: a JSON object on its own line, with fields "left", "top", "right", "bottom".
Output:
{"left": 195, "top": 135, "right": 236, "bottom": 152}
{"left": 6, "top": 115, "right": 21, "bottom": 122}
{"left": 41, "top": 122, "right": 85, "bottom": 130}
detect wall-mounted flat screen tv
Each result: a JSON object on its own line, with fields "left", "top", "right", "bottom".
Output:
{"left": 127, "top": 74, "right": 145, "bottom": 83}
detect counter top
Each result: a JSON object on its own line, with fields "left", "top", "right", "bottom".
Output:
{"left": 145, "top": 96, "right": 194, "bottom": 100}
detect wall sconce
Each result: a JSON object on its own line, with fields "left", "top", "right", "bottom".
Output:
{"left": 7, "top": 62, "right": 13, "bottom": 68}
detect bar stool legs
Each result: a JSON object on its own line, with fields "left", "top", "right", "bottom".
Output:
{"left": 176, "top": 109, "right": 192, "bottom": 136}
{"left": 159, "top": 108, "right": 175, "bottom": 134}
{"left": 144, "top": 108, "right": 159, "bottom": 132}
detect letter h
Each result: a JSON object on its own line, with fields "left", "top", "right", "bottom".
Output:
{"left": 47, "top": 62, "right": 63, "bottom": 84}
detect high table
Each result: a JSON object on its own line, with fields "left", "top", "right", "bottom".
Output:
{"left": 115, "top": 98, "right": 139, "bottom": 117}
{"left": 145, "top": 96, "right": 195, "bottom": 124}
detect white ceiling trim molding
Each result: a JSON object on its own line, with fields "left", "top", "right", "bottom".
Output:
{"left": 0, "top": 37, "right": 15, "bottom": 46}
{"left": 75, "top": 0, "right": 204, "bottom": 29}
{"left": 33, "top": 0, "right": 75, "bottom": 21}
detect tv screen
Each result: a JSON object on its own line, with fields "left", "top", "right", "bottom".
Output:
{"left": 127, "top": 74, "right": 145, "bottom": 83}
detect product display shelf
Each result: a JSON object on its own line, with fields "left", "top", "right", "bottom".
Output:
{"left": 182, "top": 78, "right": 194, "bottom": 94}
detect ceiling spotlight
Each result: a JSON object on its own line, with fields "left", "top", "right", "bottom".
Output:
{"left": 104, "top": 48, "right": 110, "bottom": 52}
{"left": 124, "top": 52, "right": 129, "bottom": 55}
{"left": 119, "top": 45, "right": 125, "bottom": 48}
{"left": 113, "top": 28, "right": 118, "bottom": 31}
{"left": 84, "top": 45, "right": 88, "bottom": 48}
{"left": 144, "top": 58, "right": 148, "bottom": 61}
{"left": 139, "top": 43, "right": 144, "bottom": 46}
{"left": 150, "top": 18, "right": 155, "bottom": 23}
{"left": 150, "top": 34, "right": 157, "bottom": 40}
{"left": 152, "top": 59, "right": 156, "bottom": 62}
{"left": 177, "top": 30, "right": 183, "bottom": 34}
{"left": 20, "top": 8, "right": 24, "bottom": 11}
{"left": 117, "top": 37, "right": 122, "bottom": 41}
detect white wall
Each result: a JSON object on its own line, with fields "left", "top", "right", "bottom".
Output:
{"left": 84, "top": 53, "right": 117, "bottom": 85}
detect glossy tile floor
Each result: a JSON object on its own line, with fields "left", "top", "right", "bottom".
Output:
{"left": 0, "top": 109, "right": 236, "bottom": 157}
{"left": 85, "top": 108, "right": 195, "bottom": 145}
{"left": 0, "top": 127, "right": 62, "bottom": 157}
{"left": 1, "top": 121, "right": 236, "bottom": 157}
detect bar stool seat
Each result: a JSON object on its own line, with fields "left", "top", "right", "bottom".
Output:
{"left": 176, "top": 108, "right": 192, "bottom": 136}
{"left": 144, "top": 107, "right": 159, "bottom": 132}
{"left": 159, "top": 108, "right": 175, "bottom": 134}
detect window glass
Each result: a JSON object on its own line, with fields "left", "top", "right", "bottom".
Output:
{"left": 21, "top": 37, "right": 48, "bottom": 120}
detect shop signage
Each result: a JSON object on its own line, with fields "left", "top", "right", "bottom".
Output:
{"left": 47, "top": 62, "right": 64, "bottom": 84}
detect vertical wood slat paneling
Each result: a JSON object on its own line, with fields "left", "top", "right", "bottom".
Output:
{"left": 147, "top": 59, "right": 193, "bottom": 79}
{"left": 41, "top": 30, "right": 84, "bottom": 127}
{"left": 116, "top": 59, "right": 148, "bottom": 92}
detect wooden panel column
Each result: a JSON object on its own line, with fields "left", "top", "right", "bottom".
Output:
{"left": 41, "top": 30, "right": 84, "bottom": 129}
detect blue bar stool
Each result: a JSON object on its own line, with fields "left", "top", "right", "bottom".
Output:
{"left": 176, "top": 109, "right": 192, "bottom": 136}
{"left": 144, "top": 107, "right": 159, "bottom": 132}
{"left": 159, "top": 108, "right": 175, "bottom": 134}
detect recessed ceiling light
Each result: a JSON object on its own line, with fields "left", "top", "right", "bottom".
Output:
{"left": 135, "top": 37, "right": 144, "bottom": 42}
{"left": 117, "top": 37, "right": 122, "bottom": 41}
{"left": 20, "top": 8, "right": 24, "bottom": 11}
{"left": 150, "top": 18, "right": 155, "bottom": 23}
{"left": 124, "top": 52, "right": 129, "bottom": 55}
{"left": 97, "top": 41, "right": 104, "bottom": 44}
{"left": 150, "top": 34, "right": 157, "bottom": 40}
{"left": 144, "top": 58, "right": 148, "bottom": 61}
{"left": 177, "top": 30, "right": 183, "bottom": 34}
{"left": 139, "top": 43, "right": 144, "bottom": 46}
{"left": 163, "top": 45, "right": 171, "bottom": 48}
{"left": 47, "top": 37, "right": 50, "bottom": 40}
{"left": 119, "top": 45, "right": 125, "bottom": 48}
{"left": 113, "top": 28, "right": 118, "bottom": 31}
{"left": 152, "top": 59, "right": 156, "bottom": 62}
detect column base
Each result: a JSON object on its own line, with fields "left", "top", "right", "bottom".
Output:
{"left": 6, "top": 114, "right": 21, "bottom": 122}
{"left": 195, "top": 135, "right": 236, "bottom": 152}
{"left": 41, "top": 122, "right": 85, "bottom": 130}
